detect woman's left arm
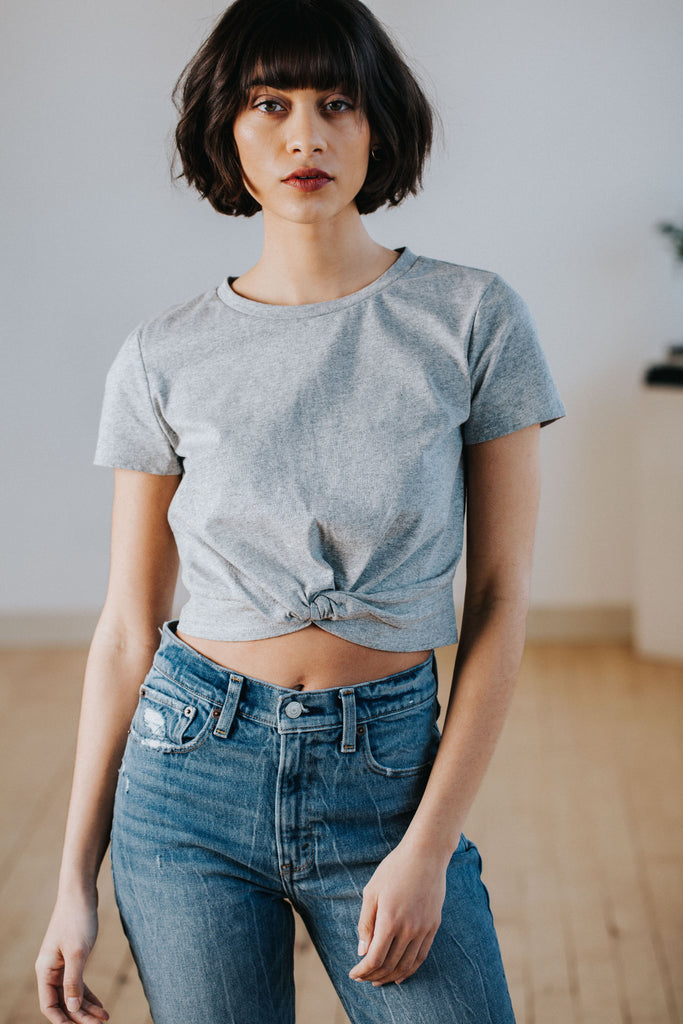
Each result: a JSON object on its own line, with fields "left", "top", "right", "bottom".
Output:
{"left": 349, "top": 423, "right": 541, "bottom": 987}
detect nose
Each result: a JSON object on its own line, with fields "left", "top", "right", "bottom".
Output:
{"left": 285, "top": 104, "right": 327, "bottom": 156}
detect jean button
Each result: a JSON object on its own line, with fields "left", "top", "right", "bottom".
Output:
{"left": 284, "top": 701, "right": 303, "bottom": 719}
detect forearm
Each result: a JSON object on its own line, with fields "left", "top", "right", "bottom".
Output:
{"left": 402, "top": 592, "right": 529, "bottom": 862}
{"left": 349, "top": 429, "right": 540, "bottom": 987}
{"left": 57, "top": 618, "right": 159, "bottom": 897}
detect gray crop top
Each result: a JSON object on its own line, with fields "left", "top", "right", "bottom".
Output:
{"left": 94, "top": 247, "right": 565, "bottom": 650}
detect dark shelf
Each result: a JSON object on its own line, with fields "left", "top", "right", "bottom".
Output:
{"left": 644, "top": 365, "right": 683, "bottom": 387}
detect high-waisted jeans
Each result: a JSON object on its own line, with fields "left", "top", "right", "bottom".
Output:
{"left": 111, "top": 620, "right": 516, "bottom": 1023}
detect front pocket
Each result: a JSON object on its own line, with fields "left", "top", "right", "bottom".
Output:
{"left": 129, "top": 670, "right": 216, "bottom": 753}
{"left": 360, "top": 700, "right": 441, "bottom": 777}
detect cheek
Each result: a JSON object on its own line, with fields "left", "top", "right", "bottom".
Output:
{"left": 232, "top": 127, "right": 253, "bottom": 168}
{"left": 350, "top": 124, "right": 371, "bottom": 177}
{"left": 232, "top": 129, "right": 265, "bottom": 197}
{"left": 232, "top": 118, "right": 263, "bottom": 166}
{"left": 352, "top": 141, "right": 372, "bottom": 183}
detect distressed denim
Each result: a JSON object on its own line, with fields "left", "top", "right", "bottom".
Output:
{"left": 111, "top": 620, "right": 516, "bottom": 1023}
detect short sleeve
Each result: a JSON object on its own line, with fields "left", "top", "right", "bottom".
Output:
{"left": 93, "top": 329, "right": 182, "bottom": 474}
{"left": 462, "top": 275, "right": 566, "bottom": 445}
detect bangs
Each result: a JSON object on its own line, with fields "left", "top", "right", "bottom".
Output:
{"left": 236, "top": 3, "right": 364, "bottom": 108}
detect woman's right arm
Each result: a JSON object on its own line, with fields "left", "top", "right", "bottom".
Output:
{"left": 36, "top": 468, "right": 182, "bottom": 1024}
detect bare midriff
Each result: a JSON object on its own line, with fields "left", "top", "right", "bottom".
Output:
{"left": 175, "top": 624, "right": 431, "bottom": 691}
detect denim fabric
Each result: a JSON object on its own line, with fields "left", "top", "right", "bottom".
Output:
{"left": 111, "top": 621, "right": 516, "bottom": 1023}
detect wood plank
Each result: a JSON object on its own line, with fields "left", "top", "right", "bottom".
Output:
{"left": 1, "top": 643, "right": 682, "bottom": 1024}
{"left": 0, "top": 649, "right": 85, "bottom": 873}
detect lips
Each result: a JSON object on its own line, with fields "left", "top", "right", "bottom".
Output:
{"left": 282, "top": 167, "right": 332, "bottom": 182}
{"left": 281, "top": 167, "right": 334, "bottom": 194}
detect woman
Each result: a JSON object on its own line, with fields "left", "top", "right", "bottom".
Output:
{"left": 36, "top": 1, "right": 565, "bottom": 1021}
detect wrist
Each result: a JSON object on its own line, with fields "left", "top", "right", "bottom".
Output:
{"left": 57, "top": 871, "right": 99, "bottom": 904}
{"left": 398, "top": 824, "right": 461, "bottom": 868}
{"left": 58, "top": 836, "right": 109, "bottom": 900}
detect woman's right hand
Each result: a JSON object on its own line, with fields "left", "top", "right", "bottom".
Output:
{"left": 35, "top": 891, "right": 109, "bottom": 1023}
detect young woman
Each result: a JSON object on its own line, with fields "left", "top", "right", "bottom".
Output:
{"left": 36, "top": 1, "right": 565, "bottom": 1021}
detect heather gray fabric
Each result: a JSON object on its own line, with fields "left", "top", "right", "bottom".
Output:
{"left": 94, "top": 247, "right": 565, "bottom": 650}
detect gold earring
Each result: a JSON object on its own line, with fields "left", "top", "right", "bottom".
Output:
{"left": 370, "top": 145, "right": 382, "bottom": 161}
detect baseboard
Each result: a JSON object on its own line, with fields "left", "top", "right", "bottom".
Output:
{"left": 0, "top": 605, "right": 634, "bottom": 649}
{"left": 524, "top": 604, "right": 633, "bottom": 644}
{"left": 0, "top": 611, "right": 100, "bottom": 647}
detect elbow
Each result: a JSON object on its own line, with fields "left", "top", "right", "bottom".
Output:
{"left": 92, "top": 610, "right": 164, "bottom": 659}
{"left": 463, "top": 571, "right": 532, "bottom": 624}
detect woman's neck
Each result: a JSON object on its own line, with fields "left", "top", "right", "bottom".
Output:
{"left": 230, "top": 210, "right": 400, "bottom": 306}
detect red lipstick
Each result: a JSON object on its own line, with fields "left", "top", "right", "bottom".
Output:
{"left": 282, "top": 167, "right": 333, "bottom": 192}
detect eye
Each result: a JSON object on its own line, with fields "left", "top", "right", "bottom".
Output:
{"left": 324, "top": 98, "right": 353, "bottom": 113}
{"left": 253, "top": 98, "right": 286, "bottom": 113}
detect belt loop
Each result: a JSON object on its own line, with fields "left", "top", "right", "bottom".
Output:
{"left": 339, "top": 687, "right": 357, "bottom": 753}
{"left": 214, "top": 673, "right": 244, "bottom": 739}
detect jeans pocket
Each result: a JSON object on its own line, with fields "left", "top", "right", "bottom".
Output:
{"left": 360, "top": 698, "right": 440, "bottom": 777}
{"left": 129, "top": 667, "right": 217, "bottom": 754}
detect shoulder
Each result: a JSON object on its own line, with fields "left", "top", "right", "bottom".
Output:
{"left": 132, "top": 285, "right": 228, "bottom": 369}
{"left": 402, "top": 252, "right": 525, "bottom": 316}
{"left": 407, "top": 251, "right": 496, "bottom": 289}
{"left": 395, "top": 251, "right": 533, "bottom": 338}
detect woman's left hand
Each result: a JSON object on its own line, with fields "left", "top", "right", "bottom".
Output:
{"left": 348, "top": 838, "right": 449, "bottom": 987}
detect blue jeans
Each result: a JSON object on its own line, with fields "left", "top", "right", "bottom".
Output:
{"left": 111, "top": 620, "right": 515, "bottom": 1023}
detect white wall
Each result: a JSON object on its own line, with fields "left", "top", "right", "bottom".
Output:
{"left": 2, "top": 0, "right": 682, "bottom": 622}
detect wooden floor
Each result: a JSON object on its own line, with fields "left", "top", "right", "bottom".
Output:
{"left": 0, "top": 642, "right": 681, "bottom": 1023}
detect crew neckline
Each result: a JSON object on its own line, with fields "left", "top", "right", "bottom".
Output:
{"left": 216, "top": 246, "right": 418, "bottom": 318}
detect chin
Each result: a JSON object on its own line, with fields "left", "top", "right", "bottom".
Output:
{"left": 274, "top": 198, "right": 360, "bottom": 227}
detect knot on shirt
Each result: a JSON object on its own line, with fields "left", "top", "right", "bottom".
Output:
{"left": 309, "top": 592, "right": 337, "bottom": 620}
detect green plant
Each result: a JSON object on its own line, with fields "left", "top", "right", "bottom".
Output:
{"left": 658, "top": 220, "right": 683, "bottom": 263}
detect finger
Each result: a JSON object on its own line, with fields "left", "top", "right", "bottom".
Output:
{"left": 36, "top": 969, "right": 70, "bottom": 1024}
{"left": 349, "top": 923, "right": 400, "bottom": 981}
{"left": 369, "top": 934, "right": 423, "bottom": 985}
{"left": 81, "top": 1006, "right": 109, "bottom": 1021}
{"left": 355, "top": 891, "right": 377, "bottom": 958}
{"left": 82, "top": 986, "right": 108, "bottom": 1019}
{"left": 68, "top": 1004, "right": 110, "bottom": 1024}
{"left": 38, "top": 990, "right": 71, "bottom": 1024}
{"left": 43, "top": 981, "right": 109, "bottom": 1024}
{"left": 79, "top": 998, "right": 110, "bottom": 1022}
{"left": 392, "top": 930, "right": 437, "bottom": 985}
{"left": 62, "top": 950, "right": 87, "bottom": 1013}
{"left": 82, "top": 986, "right": 104, "bottom": 1008}
{"left": 55, "top": 991, "right": 109, "bottom": 1024}
{"left": 364, "top": 935, "right": 408, "bottom": 982}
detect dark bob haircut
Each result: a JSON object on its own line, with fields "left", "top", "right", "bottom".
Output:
{"left": 172, "top": 0, "right": 435, "bottom": 216}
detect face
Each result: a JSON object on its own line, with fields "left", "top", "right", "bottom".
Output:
{"left": 232, "top": 85, "right": 373, "bottom": 226}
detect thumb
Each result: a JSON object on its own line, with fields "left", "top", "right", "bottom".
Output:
{"left": 357, "top": 892, "right": 377, "bottom": 957}
{"left": 63, "top": 949, "right": 87, "bottom": 1013}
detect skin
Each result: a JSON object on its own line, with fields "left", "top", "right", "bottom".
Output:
{"left": 36, "top": 84, "right": 542, "bottom": 1020}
